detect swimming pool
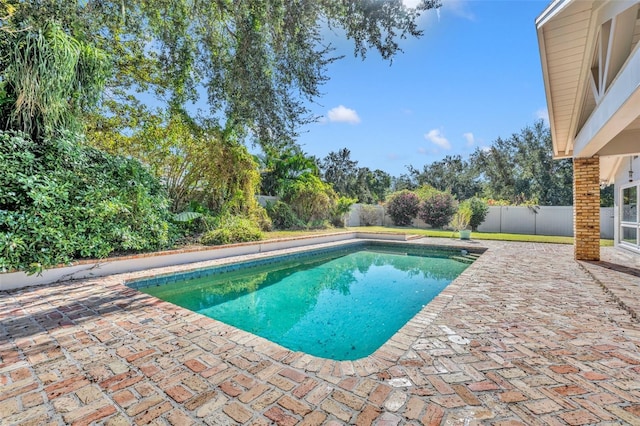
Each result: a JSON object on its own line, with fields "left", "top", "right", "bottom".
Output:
{"left": 128, "top": 242, "right": 477, "bottom": 360}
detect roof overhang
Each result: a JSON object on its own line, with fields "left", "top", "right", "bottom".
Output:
{"left": 536, "top": 0, "right": 640, "bottom": 184}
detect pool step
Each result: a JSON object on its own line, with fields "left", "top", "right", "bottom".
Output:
{"left": 451, "top": 254, "right": 479, "bottom": 264}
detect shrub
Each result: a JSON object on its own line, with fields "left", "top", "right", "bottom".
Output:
{"left": 282, "top": 174, "right": 335, "bottom": 224}
{"left": 418, "top": 191, "right": 458, "bottom": 229}
{"left": 250, "top": 205, "right": 273, "bottom": 232}
{"left": 307, "top": 219, "right": 330, "bottom": 230}
{"left": 266, "top": 201, "right": 306, "bottom": 230}
{"left": 385, "top": 190, "right": 420, "bottom": 226}
{"left": 359, "top": 205, "right": 381, "bottom": 226}
{"left": 0, "top": 131, "right": 175, "bottom": 274}
{"left": 92, "top": 112, "right": 263, "bottom": 216}
{"left": 330, "top": 196, "right": 357, "bottom": 227}
{"left": 200, "top": 216, "right": 263, "bottom": 245}
{"left": 449, "top": 203, "right": 473, "bottom": 231}
{"left": 414, "top": 185, "right": 440, "bottom": 201}
{"left": 172, "top": 201, "right": 213, "bottom": 234}
{"left": 486, "top": 198, "right": 511, "bottom": 206}
{"left": 467, "top": 197, "right": 489, "bottom": 231}
{"left": 267, "top": 174, "right": 346, "bottom": 230}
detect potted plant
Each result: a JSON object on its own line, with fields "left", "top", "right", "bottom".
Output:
{"left": 467, "top": 196, "right": 489, "bottom": 231}
{"left": 450, "top": 203, "right": 473, "bottom": 240}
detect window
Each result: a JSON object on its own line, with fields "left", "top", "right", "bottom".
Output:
{"left": 621, "top": 183, "right": 640, "bottom": 250}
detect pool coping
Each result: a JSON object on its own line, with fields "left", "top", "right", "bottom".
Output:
{"left": 107, "top": 237, "right": 486, "bottom": 377}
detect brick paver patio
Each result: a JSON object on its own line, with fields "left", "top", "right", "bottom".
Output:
{"left": 1, "top": 239, "right": 640, "bottom": 425}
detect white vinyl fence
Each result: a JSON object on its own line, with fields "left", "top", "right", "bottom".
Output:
{"left": 477, "top": 206, "right": 614, "bottom": 239}
{"left": 346, "top": 204, "right": 615, "bottom": 239}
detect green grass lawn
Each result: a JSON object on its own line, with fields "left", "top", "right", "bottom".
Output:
{"left": 265, "top": 226, "right": 614, "bottom": 247}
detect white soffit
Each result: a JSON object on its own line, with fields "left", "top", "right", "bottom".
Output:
{"left": 538, "top": 0, "right": 640, "bottom": 179}
{"left": 537, "top": 0, "right": 593, "bottom": 159}
{"left": 600, "top": 156, "right": 623, "bottom": 184}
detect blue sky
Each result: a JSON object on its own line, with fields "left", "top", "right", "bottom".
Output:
{"left": 296, "top": 0, "right": 551, "bottom": 177}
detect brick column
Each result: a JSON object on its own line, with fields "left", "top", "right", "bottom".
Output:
{"left": 573, "top": 156, "right": 600, "bottom": 261}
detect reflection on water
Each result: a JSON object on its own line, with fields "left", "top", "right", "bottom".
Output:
{"left": 142, "top": 245, "right": 470, "bottom": 360}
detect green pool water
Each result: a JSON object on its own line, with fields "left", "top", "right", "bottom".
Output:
{"left": 138, "top": 244, "right": 471, "bottom": 360}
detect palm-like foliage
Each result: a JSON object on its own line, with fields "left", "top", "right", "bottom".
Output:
{"left": 259, "top": 147, "right": 319, "bottom": 196}
{"left": 1, "top": 22, "right": 110, "bottom": 140}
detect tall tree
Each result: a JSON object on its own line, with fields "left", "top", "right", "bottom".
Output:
{"left": 469, "top": 120, "right": 573, "bottom": 205}
{"left": 470, "top": 141, "right": 517, "bottom": 202}
{"left": 391, "top": 174, "right": 417, "bottom": 192}
{"left": 408, "top": 155, "right": 480, "bottom": 200}
{"left": 366, "top": 168, "right": 392, "bottom": 203}
{"left": 320, "top": 149, "right": 391, "bottom": 203}
{"left": 352, "top": 167, "right": 374, "bottom": 204}
{"left": 3, "top": 0, "right": 439, "bottom": 149}
{"left": 512, "top": 122, "right": 573, "bottom": 205}
{"left": 321, "top": 148, "right": 359, "bottom": 196}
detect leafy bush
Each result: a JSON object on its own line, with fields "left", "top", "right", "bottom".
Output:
{"left": 359, "top": 205, "right": 381, "bottom": 226}
{"left": 200, "top": 216, "right": 263, "bottom": 245}
{"left": 485, "top": 199, "right": 511, "bottom": 206}
{"left": 266, "top": 201, "right": 306, "bottom": 230}
{"left": 466, "top": 197, "right": 489, "bottom": 231}
{"left": 250, "top": 205, "right": 273, "bottom": 232}
{"left": 307, "top": 219, "right": 331, "bottom": 230}
{"left": 282, "top": 174, "right": 336, "bottom": 224}
{"left": 385, "top": 190, "right": 420, "bottom": 226}
{"left": 172, "top": 201, "right": 212, "bottom": 234}
{"left": 0, "top": 131, "right": 175, "bottom": 274}
{"left": 414, "top": 185, "right": 441, "bottom": 201}
{"left": 418, "top": 191, "right": 458, "bottom": 229}
{"left": 92, "top": 112, "right": 263, "bottom": 217}
{"left": 449, "top": 203, "right": 473, "bottom": 231}
{"left": 330, "top": 196, "right": 357, "bottom": 227}
{"left": 1, "top": 22, "right": 110, "bottom": 140}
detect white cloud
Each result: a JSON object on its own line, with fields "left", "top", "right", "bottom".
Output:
{"left": 402, "top": 0, "right": 422, "bottom": 8}
{"left": 443, "top": 0, "right": 475, "bottom": 21}
{"left": 535, "top": 108, "right": 549, "bottom": 124}
{"left": 417, "top": 147, "right": 428, "bottom": 155}
{"left": 327, "top": 105, "right": 361, "bottom": 124}
{"left": 463, "top": 132, "right": 475, "bottom": 146}
{"left": 424, "top": 129, "right": 451, "bottom": 150}
{"left": 407, "top": 0, "right": 472, "bottom": 25}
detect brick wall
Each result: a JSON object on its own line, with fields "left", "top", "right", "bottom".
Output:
{"left": 573, "top": 157, "right": 600, "bottom": 261}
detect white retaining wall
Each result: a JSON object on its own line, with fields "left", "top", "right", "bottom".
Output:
{"left": 0, "top": 232, "right": 410, "bottom": 291}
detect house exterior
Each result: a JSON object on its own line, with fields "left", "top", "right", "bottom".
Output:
{"left": 536, "top": 0, "right": 640, "bottom": 259}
